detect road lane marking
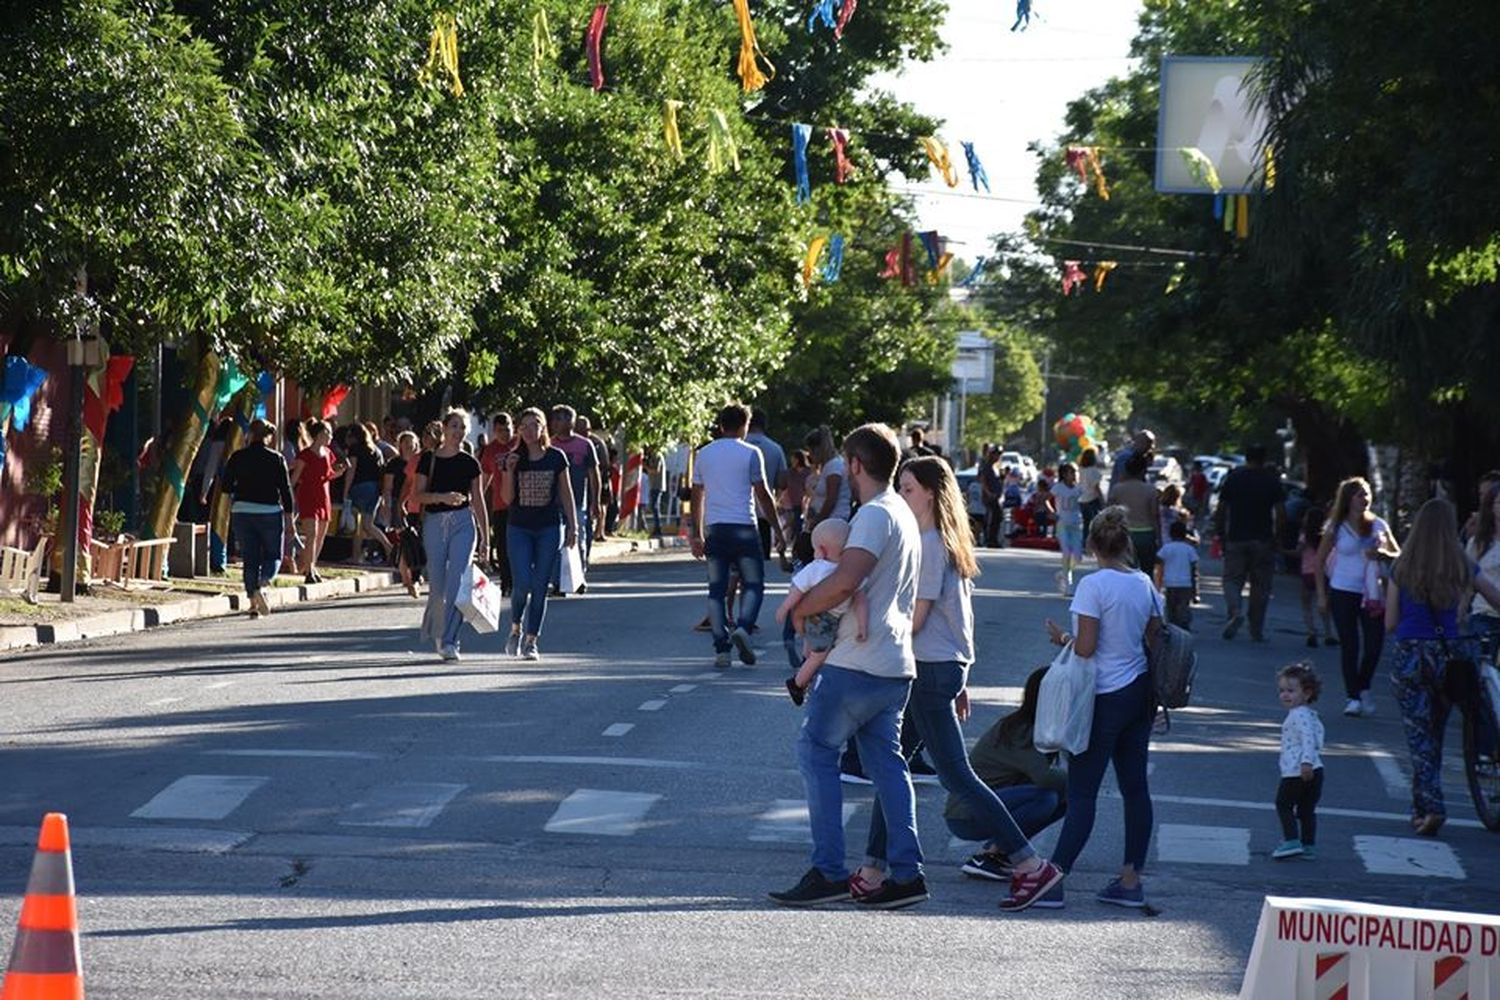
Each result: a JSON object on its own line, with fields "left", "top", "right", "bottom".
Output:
{"left": 669, "top": 684, "right": 697, "bottom": 693}
{"left": 749, "top": 799, "right": 859, "bottom": 843}
{"left": 147, "top": 697, "right": 183, "bottom": 707}
{"left": 0, "top": 824, "right": 252, "bottom": 855}
{"left": 602, "top": 723, "right": 635, "bottom": 737}
{"left": 1364, "top": 743, "right": 1410, "bottom": 800}
{"left": 544, "top": 789, "right": 662, "bottom": 836}
{"left": 338, "top": 782, "right": 466, "bottom": 828}
{"left": 205, "top": 749, "right": 385, "bottom": 760}
{"left": 1100, "top": 789, "right": 1489, "bottom": 830}
{"left": 131, "top": 775, "right": 268, "bottom": 821}
{"left": 203, "top": 681, "right": 235, "bottom": 691}
{"left": 482, "top": 754, "right": 697, "bottom": 770}
{"left": 1155, "top": 823, "right": 1250, "bottom": 865}
{"left": 638, "top": 699, "right": 667, "bottom": 712}
{"left": 694, "top": 672, "right": 722, "bottom": 680}
{"left": 1353, "top": 836, "right": 1466, "bottom": 879}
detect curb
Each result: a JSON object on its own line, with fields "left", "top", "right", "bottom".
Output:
{"left": 1, "top": 535, "right": 688, "bottom": 653}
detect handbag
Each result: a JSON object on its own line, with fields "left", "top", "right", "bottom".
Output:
{"left": 455, "top": 561, "right": 502, "bottom": 633}
{"left": 1034, "top": 641, "right": 1095, "bottom": 755}
{"left": 559, "top": 542, "right": 585, "bottom": 594}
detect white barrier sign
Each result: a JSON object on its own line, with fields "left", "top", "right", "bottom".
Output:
{"left": 1241, "top": 897, "right": 1500, "bottom": 999}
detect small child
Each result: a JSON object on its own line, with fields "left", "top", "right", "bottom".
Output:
{"left": 1297, "top": 506, "right": 1337, "bottom": 648}
{"left": 1273, "top": 662, "right": 1325, "bottom": 860}
{"left": 1155, "top": 521, "right": 1200, "bottom": 628}
{"left": 1052, "top": 462, "right": 1084, "bottom": 595}
{"left": 777, "top": 518, "right": 867, "bottom": 704}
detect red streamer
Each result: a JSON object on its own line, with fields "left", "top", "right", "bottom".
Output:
{"left": 321, "top": 385, "right": 350, "bottom": 419}
{"left": 586, "top": 4, "right": 608, "bottom": 92}
{"left": 1061, "top": 260, "right": 1086, "bottom": 296}
{"left": 834, "top": 0, "right": 857, "bottom": 39}
{"left": 828, "top": 128, "right": 852, "bottom": 184}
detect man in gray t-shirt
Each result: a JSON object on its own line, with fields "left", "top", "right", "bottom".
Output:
{"left": 769, "top": 423, "right": 927, "bottom": 910}
{"left": 746, "top": 409, "right": 788, "bottom": 560}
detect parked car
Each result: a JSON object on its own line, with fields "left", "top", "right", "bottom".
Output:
{"left": 1148, "top": 455, "right": 1184, "bottom": 485}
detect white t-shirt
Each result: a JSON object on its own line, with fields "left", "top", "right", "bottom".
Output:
{"left": 692, "top": 438, "right": 765, "bottom": 527}
{"left": 1079, "top": 465, "right": 1105, "bottom": 504}
{"left": 1279, "top": 705, "right": 1325, "bottom": 777}
{"left": 1157, "top": 540, "right": 1199, "bottom": 589}
{"left": 1467, "top": 538, "right": 1500, "bottom": 618}
{"left": 791, "top": 558, "right": 849, "bottom": 615}
{"left": 1070, "top": 567, "right": 1156, "bottom": 694}
{"left": 1052, "top": 481, "right": 1083, "bottom": 526}
{"left": 810, "top": 456, "right": 852, "bottom": 521}
{"left": 827, "top": 489, "right": 919, "bottom": 679}
{"left": 1328, "top": 518, "right": 1387, "bottom": 593}
{"left": 912, "top": 527, "right": 974, "bottom": 664}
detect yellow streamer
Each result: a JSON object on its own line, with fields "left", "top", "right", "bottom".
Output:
{"left": 1235, "top": 195, "right": 1249, "bottom": 239}
{"left": 1090, "top": 149, "right": 1110, "bottom": 201}
{"left": 1263, "top": 144, "right": 1277, "bottom": 191}
{"left": 920, "top": 137, "right": 960, "bottom": 188}
{"left": 731, "top": 0, "right": 774, "bottom": 93}
{"left": 707, "top": 110, "right": 740, "bottom": 174}
{"left": 925, "top": 252, "right": 954, "bottom": 284}
{"left": 532, "top": 10, "right": 556, "bottom": 78}
{"left": 1092, "top": 261, "right": 1117, "bottom": 292}
{"left": 663, "top": 100, "right": 684, "bottom": 163}
{"left": 1180, "top": 147, "right": 1221, "bottom": 193}
{"left": 803, "top": 236, "right": 829, "bottom": 288}
{"left": 419, "top": 12, "right": 464, "bottom": 97}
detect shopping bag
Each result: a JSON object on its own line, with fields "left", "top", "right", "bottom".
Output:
{"left": 339, "top": 501, "right": 356, "bottom": 534}
{"left": 559, "top": 542, "right": 585, "bottom": 594}
{"left": 1033, "top": 642, "right": 1095, "bottom": 755}
{"left": 455, "top": 561, "right": 502, "bottom": 633}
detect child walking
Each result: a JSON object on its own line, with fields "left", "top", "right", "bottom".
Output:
{"left": 1273, "top": 662, "right": 1325, "bottom": 860}
{"left": 1155, "top": 521, "right": 1199, "bottom": 628}
{"left": 777, "top": 518, "right": 867, "bottom": 703}
{"left": 1052, "top": 462, "right": 1085, "bottom": 595}
{"left": 1297, "top": 506, "right": 1337, "bottom": 648}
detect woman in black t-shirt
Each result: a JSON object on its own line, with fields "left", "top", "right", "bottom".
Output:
{"left": 342, "top": 422, "right": 393, "bottom": 564}
{"left": 500, "top": 407, "right": 579, "bottom": 660}
{"left": 412, "top": 408, "right": 488, "bottom": 660}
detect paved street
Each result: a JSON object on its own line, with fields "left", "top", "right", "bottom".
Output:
{"left": 2, "top": 548, "right": 1496, "bottom": 998}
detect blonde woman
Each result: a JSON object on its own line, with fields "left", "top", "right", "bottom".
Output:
{"left": 853, "top": 456, "right": 1063, "bottom": 913}
{"left": 412, "top": 409, "right": 489, "bottom": 661}
{"left": 1384, "top": 499, "right": 1500, "bottom": 836}
{"left": 1316, "top": 477, "right": 1401, "bottom": 717}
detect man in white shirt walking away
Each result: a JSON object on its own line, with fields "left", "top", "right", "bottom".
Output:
{"left": 691, "top": 404, "right": 786, "bottom": 669}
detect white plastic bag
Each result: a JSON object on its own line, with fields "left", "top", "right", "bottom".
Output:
{"left": 338, "top": 501, "right": 356, "bottom": 534}
{"left": 455, "top": 561, "right": 502, "bottom": 633}
{"left": 1034, "top": 642, "right": 1096, "bottom": 755}
{"left": 559, "top": 542, "right": 585, "bottom": 594}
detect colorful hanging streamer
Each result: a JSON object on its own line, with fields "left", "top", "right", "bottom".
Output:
{"left": 1092, "top": 261, "right": 1117, "bottom": 292}
{"left": 920, "top": 137, "right": 960, "bottom": 188}
{"left": 1063, "top": 146, "right": 1109, "bottom": 200}
{"left": 707, "top": 110, "right": 740, "bottom": 173}
{"left": 823, "top": 235, "right": 845, "bottom": 283}
{"left": 1263, "top": 144, "right": 1276, "bottom": 191}
{"left": 917, "top": 231, "right": 952, "bottom": 282}
{"left": 959, "top": 257, "right": 989, "bottom": 288}
{"left": 792, "top": 123, "right": 812, "bottom": 204}
{"left": 211, "top": 356, "right": 249, "bottom": 414}
{"left": 962, "top": 141, "right": 990, "bottom": 193}
{"left": 802, "top": 236, "right": 828, "bottom": 289}
{"left": 585, "top": 5, "right": 609, "bottom": 92}
{"left": 418, "top": 12, "right": 464, "bottom": 97}
{"left": 1165, "top": 262, "right": 1185, "bottom": 295}
{"left": 1180, "top": 147, "right": 1222, "bottom": 193}
{"left": 1011, "top": 0, "right": 1033, "bottom": 31}
{"left": 1, "top": 356, "right": 49, "bottom": 433}
{"left": 808, "top": 0, "right": 837, "bottom": 33}
{"left": 881, "top": 233, "right": 915, "bottom": 286}
{"left": 253, "top": 371, "right": 274, "bottom": 420}
{"left": 321, "top": 385, "right": 351, "bottom": 421}
{"left": 532, "top": 10, "right": 556, "bottom": 78}
{"left": 1213, "top": 192, "right": 1225, "bottom": 220}
{"left": 1235, "top": 194, "right": 1249, "bottom": 239}
{"left": 663, "top": 100, "right": 684, "bottom": 163}
{"left": 834, "top": 0, "right": 857, "bottom": 39}
{"left": 1061, "top": 260, "right": 1086, "bottom": 296}
{"left": 828, "top": 128, "right": 852, "bottom": 184}
{"left": 732, "top": 0, "right": 774, "bottom": 93}
{"left": 1222, "top": 192, "right": 1236, "bottom": 233}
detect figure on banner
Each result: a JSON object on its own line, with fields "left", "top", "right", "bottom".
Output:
{"left": 1011, "top": 0, "right": 1033, "bottom": 31}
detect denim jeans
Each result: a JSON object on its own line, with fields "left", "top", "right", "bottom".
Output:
{"left": 946, "top": 786, "right": 1067, "bottom": 846}
{"left": 705, "top": 523, "right": 765, "bottom": 653}
{"left": 1330, "top": 588, "right": 1385, "bottom": 699}
{"left": 231, "top": 511, "right": 284, "bottom": 597}
{"left": 1051, "top": 671, "right": 1154, "bottom": 873}
{"left": 488, "top": 508, "right": 512, "bottom": 591}
{"left": 864, "top": 660, "right": 1037, "bottom": 868}
{"left": 1223, "top": 538, "right": 1275, "bottom": 638}
{"left": 508, "top": 520, "right": 563, "bottom": 636}
{"left": 421, "top": 507, "right": 476, "bottom": 650}
{"left": 797, "top": 665, "right": 923, "bottom": 882}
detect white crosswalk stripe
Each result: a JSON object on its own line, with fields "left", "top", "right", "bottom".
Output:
{"left": 1155, "top": 823, "right": 1251, "bottom": 866}
{"left": 1353, "top": 835, "right": 1466, "bottom": 879}
{"left": 338, "top": 782, "right": 467, "bottom": 828}
{"left": 749, "top": 799, "right": 860, "bottom": 843}
{"left": 131, "top": 775, "right": 268, "bottom": 821}
{"left": 544, "top": 789, "right": 663, "bottom": 837}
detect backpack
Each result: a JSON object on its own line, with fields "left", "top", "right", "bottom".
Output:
{"left": 1146, "top": 588, "right": 1197, "bottom": 714}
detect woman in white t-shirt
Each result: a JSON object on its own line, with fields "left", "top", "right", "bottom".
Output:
{"left": 1464, "top": 484, "right": 1500, "bottom": 650}
{"left": 1315, "top": 477, "right": 1401, "bottom": 718}
{"left": 1038, "top": 507, "right": 1161, "bottom": 910}
{"left": 802, "top": 427, "right": 850, "bottom": 527}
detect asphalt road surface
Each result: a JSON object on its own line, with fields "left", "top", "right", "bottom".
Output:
{"left": 2, "top": 547, "right": 1496, "bottom": 998}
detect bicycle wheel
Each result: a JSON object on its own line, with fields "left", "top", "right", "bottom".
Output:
{"left": 1463, "top": 674, "right": 1500, "bottom": 831}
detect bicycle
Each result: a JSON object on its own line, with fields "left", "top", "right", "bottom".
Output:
{"left": 1460, "top": 632, "right": 1500, "bottom": 831}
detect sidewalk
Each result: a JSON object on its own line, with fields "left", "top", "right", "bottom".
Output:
{"left": 0, "top": 534, "right": 687, "bottom": 653}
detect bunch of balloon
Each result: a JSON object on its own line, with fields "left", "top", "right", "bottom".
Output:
{"left": 1052, "top": 412, "right": 1099, "bottom": 461}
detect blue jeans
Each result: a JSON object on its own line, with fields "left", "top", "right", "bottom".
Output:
{"left": 421, "top": 507, "right": 476, "bottom": 649}
{"left": 864, "top": 660, "right": 1037, "bottom": 867}
{"left": 705, "top": 523, "right": 764, "bottom": 653}
{"left": 947, "top": 786, "right": 1068, "bottom": 846}
{"left": 1051, "top": 672, "right": 1154, "bottom": 873}
{"left": 797, "top": 665, "right": 923, "bottom": 883}
{"left": 231, "top": 511, "right": 283, "bottom": 597}
{"left": 508, "top": 520, "right": 563, "bottom": 636}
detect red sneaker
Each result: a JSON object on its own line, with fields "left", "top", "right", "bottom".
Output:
{"left": 997, "top": 860, "right": 1064, "bottom": 913}
{"left": 848, "top": 870, "right": 883, "bottom": 901}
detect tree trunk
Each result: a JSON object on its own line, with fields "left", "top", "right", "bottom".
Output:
{"left": 207, "top": 384, "right": 257, "bottom": 547}
{"left": 1286, "top": 398, "right": 1368, "bottom": 505}
{"left": 145, "top": 341, "right": 220, "bottom": 540}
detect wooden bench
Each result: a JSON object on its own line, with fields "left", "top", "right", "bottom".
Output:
{"left": 92, "top": 537, "right": 173, "bottom": 589}
{"left": 0, "top": 537, "right": 50, "bottom": 604}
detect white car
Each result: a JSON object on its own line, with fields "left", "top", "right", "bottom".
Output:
{"left": 1148, "top": 455, "right": 1184, "bottom": 485}
{"left": 999, "top": 452, "right": 1038, "bottom": 486}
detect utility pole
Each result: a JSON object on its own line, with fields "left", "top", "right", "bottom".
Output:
{"left": 1038, "top": 349, "right": 1052, "bottom": 457}
{"left": 59, "top": 267, "right": 102, "bottom": 602}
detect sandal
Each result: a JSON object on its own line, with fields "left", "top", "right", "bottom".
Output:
{"left": 1413, "top": 813, "right": 1445, "bottom": 837}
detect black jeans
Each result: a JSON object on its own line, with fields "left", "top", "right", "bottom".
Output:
{"left": 488, "top": 508, "right": 511, "bottom": 592}
{"left": 1275, "top": 769, "right": 1323, "bottom": 844}
{"left": 1329, "top": 589, "right": 1384, "bottom": 698}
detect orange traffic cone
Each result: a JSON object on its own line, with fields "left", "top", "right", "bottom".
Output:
{"left": 2, "top": 813, "right": 83, "bottom": 999}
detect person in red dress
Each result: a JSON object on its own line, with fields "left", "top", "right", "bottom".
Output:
{"left": 288, "top": 419, "right": 347, "bottom": 583}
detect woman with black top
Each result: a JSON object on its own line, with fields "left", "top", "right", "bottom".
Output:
{"left": 411, "top": 409, "right": 488, "bottom": 660}
{"left": 342, "top": 422, "right": 393, "bottom": 564}
{"left": 222, "top": 420, "right": 295, "bottom": 619}
{"left": 500, "top": 407, "right": 578, "bottom": 661}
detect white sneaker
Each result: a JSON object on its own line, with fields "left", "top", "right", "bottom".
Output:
{"left": 505, "top": 632, "right": 521, "bottom": 657}
{"left": 520, "top": 637, "right": 539, "bottom": 661}
{"left": 1360, "top": 690, "right": 1376, "bottom": 716}
{"left": 439, "top": 644, "right": 460, "bottom": 661}
{"left": 1343, "top": 698, "right": 1362, "bottom": 717}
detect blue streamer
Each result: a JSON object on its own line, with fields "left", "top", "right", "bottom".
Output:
{"left": 822, "top": 234, "right": 845, "bottom": 283}
{"left": 2, "top": 356, "right": 49, "bottom": 433}
{"left": 792, "top": 123, "right": 812, "bottom": 204}
{"left": 962, "top": 142, "right": 990, "bottom": 193}
{"left": 960, "top": 256, "right": 989, "bottom": 288}
{"left": 918, "top": 230, "right": 941, "bottom": 269}
{"left": 254, "top": 370, "right": 273, "bottom": 420}
{"left": 807, "top": 0, "right": 836, "bottom": 32}
{"left": 1213, "top": 192, "right": 1225, "bottom": 220}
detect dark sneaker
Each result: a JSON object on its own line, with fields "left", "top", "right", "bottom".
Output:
{"left": 1306, "top": 634, "right": 1318, "bottom": 648}
{"left": 856, "top": 875, "right": 929, "bottom": 910}
{"left": 961, "top": 852, "right": 1013, "bottom": 882}
{"left": 997, "top": 860, "right": 1064, "bottom": 913}
{"left": 1323, "top": 636, "right": 1340, "bottom": 647}
{"left": 908, "top": 754, "right": 941, "bottom": 786}
{"left": 768, "top": 867, "right": 851, "bottom": 907}
{"left": 731, "top": 627, "right": 757, "bottom": 665}
{"left": 1222, "top": 614, "right": 1244, "bottom": 640}
{"left": 785, "top": 678, "right": 806, "bottom": 706}
{"left": 1096, "top": 877, "right": 1146, "bottom": 908}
